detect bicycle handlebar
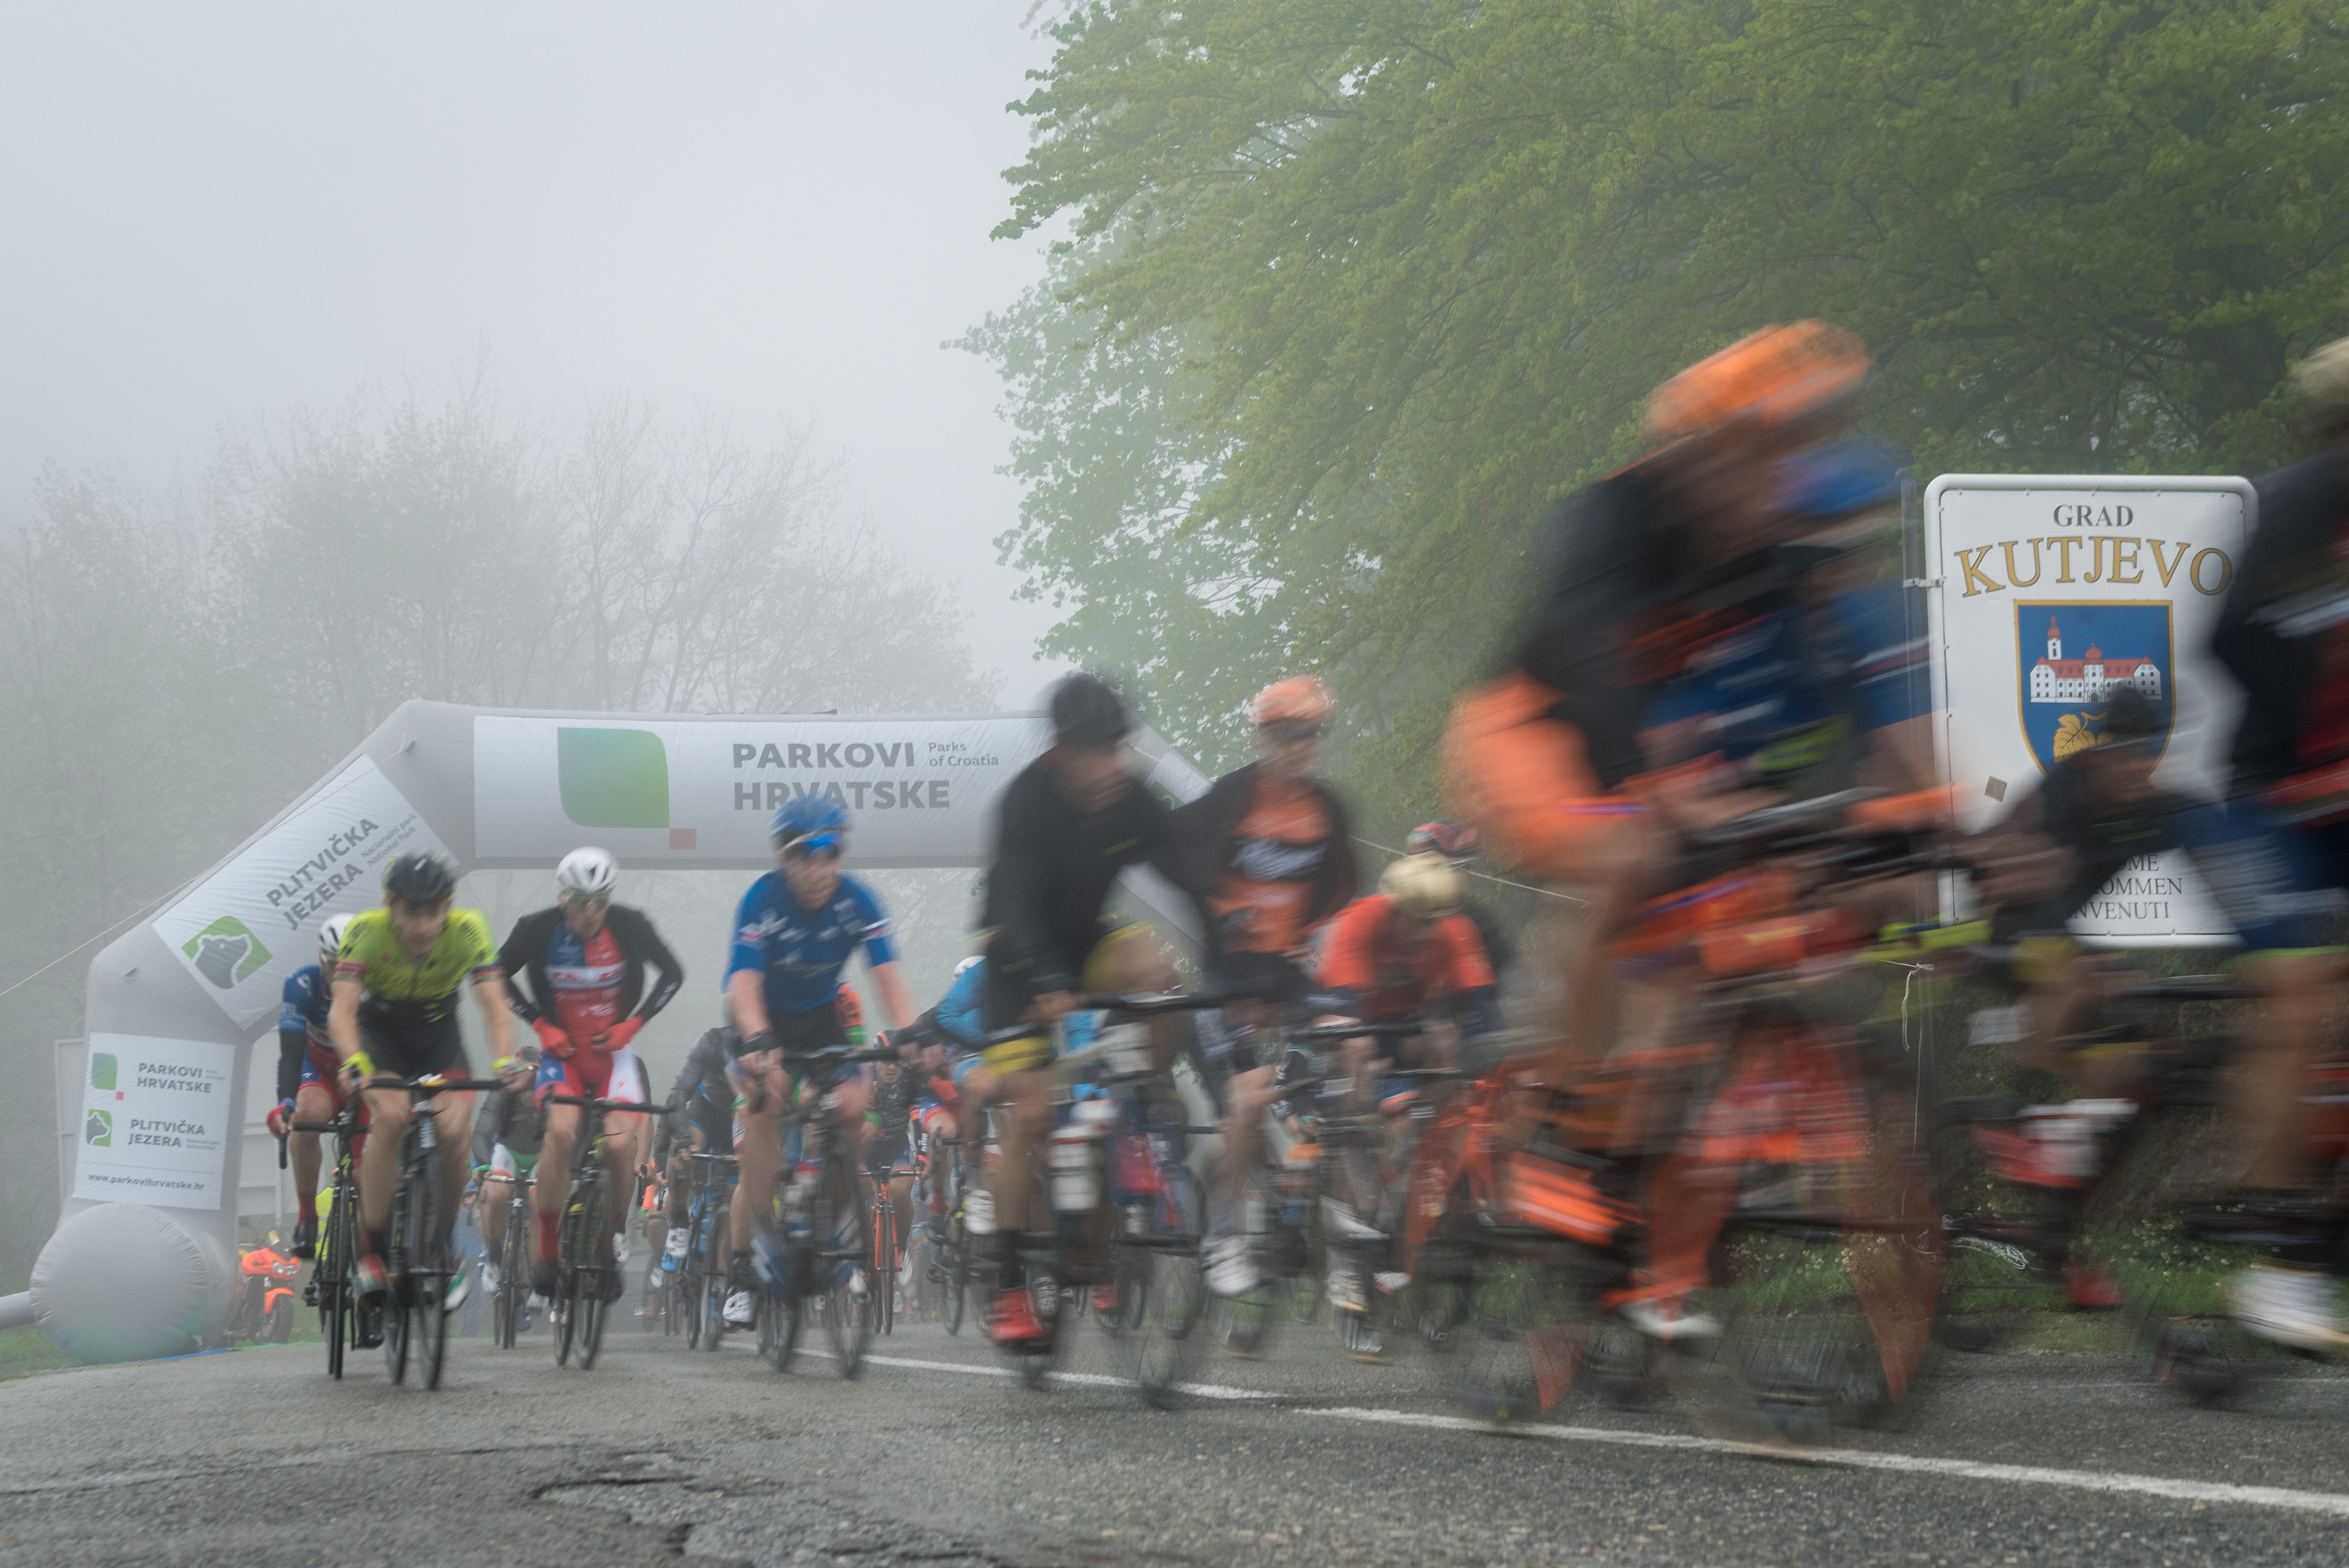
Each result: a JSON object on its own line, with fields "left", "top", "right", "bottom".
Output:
{"left": 1284, "top": 1020, "right": 1427, "bottom": 1044}
{"left": 546, "top": 1094, "right": 681, "bottom": 1115}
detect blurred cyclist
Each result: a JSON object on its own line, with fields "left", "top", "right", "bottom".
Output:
{"left": 266, "top": 911, "right": 355, "bottom": 1258}
{"left": 975, "top": 672, "right": 1196, "bottom": 1346}
{"left": 723, "top": 795, "right": 915, "bottom": 1329}
{"left": 1405, "top": 820, "right": 1515, "bottom": 982}
{"left": 500, "top": 848, "right": 685, "bottom": 1303}
{"left": 1182, "top": 676, "right": 1359, "bottom": 1296}
{"left": 2203, "top": 334, "right": 2349, "bottom": 1349}
{"left": 468, "top": 1042, "right": 544, "bottom": 1303}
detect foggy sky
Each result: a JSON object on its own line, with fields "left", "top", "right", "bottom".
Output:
{"left": 0, "top": 4, "right": 1068, "bottom": 701}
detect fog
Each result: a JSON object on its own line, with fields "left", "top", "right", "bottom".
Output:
{"left": 0, "top": 2, "right": 1064, "bottom": 694}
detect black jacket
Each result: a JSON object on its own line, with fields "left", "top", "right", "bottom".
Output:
{"left": 979, "top": 756, "right": 1196, "bottom": 1002}
{"left": 2212, "top": 450, "right": 2349, "bottom": 792}
{"left": 1175, "top": 760, "right": 1357, "bottom": 958}
{"left": 655, "top": 1026, "right": 736, "bottom": 1161}
{"left": 498, "top": 904, "right": 685, "bottom": 1028}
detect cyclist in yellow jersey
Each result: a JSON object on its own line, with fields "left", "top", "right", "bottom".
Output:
{"left": 329, "top": 851, "right": 515, "bottom": 1307}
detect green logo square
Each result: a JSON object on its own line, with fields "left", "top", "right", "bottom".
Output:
{"left": 89, "top": 1051, "right": 116, "bottom": 1092}
{"left": 557, "top": 727, "right": 670, "bottom": 828}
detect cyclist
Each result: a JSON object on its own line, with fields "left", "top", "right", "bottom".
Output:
{"left": 265, "top": 912, "right": 355, "bottom": 1258}
{"left": 2202, "top": 333, "right": 2349, "bottom": 1349}
{"left": 653, "top": 1022, "right": 738, "bottom": 1278}
{"left": 1405, "top": 821, "right": 1516, "bottom": 982}
{"left": 500, "top": 847, "right": 685, "bottom": 1303}
{"left": 867, "top": 1029, "right": 925, "bottom": 1275}
{"left": 468, "top": 1042, "right": 544, "bottom": 1307}
{"left": 329, "top": 852, "right": 516, "bottom": 1308}
{"left": 1179, "top": 675, "right": 1359, "bottom": 1296}
{"left": 975, "top": 671, "right": 1199, "bottom": 1346}
{"left": 722, "top": 795, "right": 915, "bottom": 1330}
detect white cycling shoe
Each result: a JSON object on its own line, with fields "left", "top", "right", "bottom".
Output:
{"left": 1620, "top": 1294, "right": 1722, "bottom": 1343}
{"left": 2232, "top": 1263, "right": 2349, "bottom": 1352}
{"left": 1206, "top": 1235, "right": 1260, "bottom": 1298}
{"left": 723, "top": 1291, "right": 757, "bottom": 1328}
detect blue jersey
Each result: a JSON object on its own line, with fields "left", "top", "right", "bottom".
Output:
{"left": 936, "top": 962, "right": 987, "bottom": 1050}
{"left": 280, "top": 964, "right": 331, "bottom": 1044}
{"left": 727, "top": 873, "right": 897, "bottom": 1018}
{"left": 1641, "top": 579, "right": 1926, "bottom": 777}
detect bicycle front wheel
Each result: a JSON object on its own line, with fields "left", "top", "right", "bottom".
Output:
{"left": 821, "top": 1173, "right": 874, "bottom": 1379}
{"left": 407, "top": 1165, "right": 450, "bottom": 1390}
{"left": 944, "top": 1220, "right": 968, "bottom": 1336}
{"left": 1118, "top": 1159, "right": 1207, "bottom": 1408}
{"left": 578, "top": 1271, "right": 609, "bottom": 1369}
{"left": 321, "top": 1184, "right": 353, "bottom": 1379}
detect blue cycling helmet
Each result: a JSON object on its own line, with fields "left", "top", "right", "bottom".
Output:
{"left": 770, "top": 793, "right": 850, "bottom": 852}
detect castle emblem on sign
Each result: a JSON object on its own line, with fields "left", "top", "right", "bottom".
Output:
{"left": 2026, "top": 618, "right": 2163, "bottom": 705}
{"left": 2015, "top": 604, "right": 2174, "bottom": 773}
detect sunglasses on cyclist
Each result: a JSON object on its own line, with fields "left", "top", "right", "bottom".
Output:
{"left": 783, "top": 831, "right": 846, "bottom": 863}
{"left": 560, "top": 893, "right": 611, "bottom": 910}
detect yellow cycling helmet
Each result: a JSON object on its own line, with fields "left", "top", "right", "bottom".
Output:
{"left": 1380, "top": 852, "right": 1467, "bottom": 921}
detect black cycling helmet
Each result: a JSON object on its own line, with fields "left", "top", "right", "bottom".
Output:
{"left": 1050, "top": 671, "right": 1132, "bottom": 748}
{"left": 382, "top": 850, "right": 458, "bottom": 904}
{"left": 2098, "top": 686, "right": 2168, "bottom": 747}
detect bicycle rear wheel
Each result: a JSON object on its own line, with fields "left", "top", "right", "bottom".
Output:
{"left": 944, "top": 1220, "right": 969, "bottom": 1336}
{"left": 821, "top": 1173, "right": 873, "bottom": 1379}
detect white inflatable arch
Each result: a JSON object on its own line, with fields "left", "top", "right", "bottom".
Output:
{"left": 17, "top": 700, "right": 1211, "bottom": 1361}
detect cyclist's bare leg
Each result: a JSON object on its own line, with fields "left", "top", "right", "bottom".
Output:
{"left": 991, "top": 1067, "right": 1052, "bottom": 1239}
{"left": 2233, "top": 953, "right": 2339, "bottom": 1189}
{"left": 601, "top": 1109, "right": 643, "bottom": 1243}
{"left": 2018, "top": 953, "right": 2149, "bottom": 1100}
{"left": 1214, "top": 997, "right": 1281, "bottom": 1204}
{"left": 290, "top": 1082, "right": 334, "bottom": 1215}
{"left": 887, "top": 1172, "right": 915, "bottom": 1257}
{"left": 729, "top": 1059, "right": 789, "bottom": 1256}
{"left": 537, "top": 1101, "right": 583, "bottom": 1260}
{"left": 432, "top": 1094, "right": 474, "bottom": 1248}
{"left": 483, "top": 1174, "right": 516, "bottom": 1252}
{"left": 356, "top": 1085, "right": 413, "bottom": 1241}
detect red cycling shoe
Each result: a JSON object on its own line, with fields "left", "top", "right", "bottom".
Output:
{"left": 986, "top": 1285, "right": 1048, "bottom": 1345}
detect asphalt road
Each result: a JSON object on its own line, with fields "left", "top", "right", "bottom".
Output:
{"left": 5, "top": 1296, "right": 2348, "bottom": 1568}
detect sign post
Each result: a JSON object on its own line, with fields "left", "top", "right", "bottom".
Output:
{"left": 1924, "top": 474, "right": 2253, "bottom": 945}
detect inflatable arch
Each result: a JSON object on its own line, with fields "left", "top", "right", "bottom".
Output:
{"left": 15, "top": 700, "right": 1213, "bottom": 1361}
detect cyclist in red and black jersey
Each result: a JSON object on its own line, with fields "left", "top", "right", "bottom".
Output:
{"left": 498, "top": 847, "right": 685, "bottom": 1300}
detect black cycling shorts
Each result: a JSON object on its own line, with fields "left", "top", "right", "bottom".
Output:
{"left": 728, "top": 997, "right": 861, "bottom": 1091}
{"left": 357, "top": 1002, "right": 470, "bottom": 1083}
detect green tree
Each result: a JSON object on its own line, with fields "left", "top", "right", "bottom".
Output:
{"left": 976, "top": 0, "right": 2349, "bottom": 826}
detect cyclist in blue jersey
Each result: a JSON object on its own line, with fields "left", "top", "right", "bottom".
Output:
{"left": 265, "top": 913, "right": 355, "bottom": 1258}
{"left": 721, "top": 795, "right": 915, "bottom": 1326}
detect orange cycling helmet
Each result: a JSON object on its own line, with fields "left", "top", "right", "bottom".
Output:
{"left": 1643, "top": 321, "right": 1870, "bottom": 449}
{"left": 1247, "top": 676, "right": 1336, "bottom": 729}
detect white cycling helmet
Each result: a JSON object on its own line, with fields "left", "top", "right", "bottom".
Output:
{"left": 953, "top": 955, "right": 983, "bottom": 979}
{"left": 555, "top": 846, "right": 619, "bottom": 900}
{"left": 318, "top": 912, "right": 355, "bottom": 969}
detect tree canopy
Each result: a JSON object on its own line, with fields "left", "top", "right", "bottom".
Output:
{"left": 971, "top": 0, "right": 2349, "bottom": 812}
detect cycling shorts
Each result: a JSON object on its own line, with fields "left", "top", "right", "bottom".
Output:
{"left": 979, "top": 921, "right": 1152, "bottom": 1073}
{"left": 487, "top": 1144, "right": 538, "bottom": 1181}
{"left": 685, "top": 1102, "right": 735, "bottom": 1158}
{"left": 534, "top": 1047, "right": 649, "bottom": 1110}
{"left": 357, "top": 1004, "right": 470, "bottom": 1083}
{"left": 1442, "top": 670, "right": 1647, "bottom": 882}
{"left": 868, "top": 1132, "right": 914, "bottom": 1173}
{"left": 2209, "top": 814, "right": 2349, "bottom": 956}
{"left": 296, "top": 1045, "right": 348, "bottom": 1112}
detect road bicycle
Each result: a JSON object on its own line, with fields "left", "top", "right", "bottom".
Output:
{"left": 754, "top": 1045, "right": 897, "bottom": 1379}
{"left": 488, "top": 1162, "right": 536, "bottom": 1348}
{"left": 544, "top": 1092, "right": 675, "bottom": 1371}
{"left": 677, "top": 1149, "right": 738, "bottom": 1351}
{"left": 373, "top": 1073, "right": 503, "bottom": 1389}
{"left": 983, "top": 993, "right": 1223, "bottom": 1407}
{"left": 293, "top": 1100, "right": 370, "bottom": 1379}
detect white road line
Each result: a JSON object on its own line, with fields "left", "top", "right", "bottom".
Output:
{"left": 861, "top": 1356, "right": 2349, "bottom": 1518}
{"left": 862, "top": 1354, "right": 1276, "bottom": 1400}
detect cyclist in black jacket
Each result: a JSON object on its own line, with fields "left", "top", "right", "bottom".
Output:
{"left": 975, "top": 672, "right": 1200, "bottom": 1345}
{"left": 2199, "top": 336, "right": 2349, "bottom": 1350}
{"left": 653, "top": 1024, "right": 738, "bottom": 1277}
